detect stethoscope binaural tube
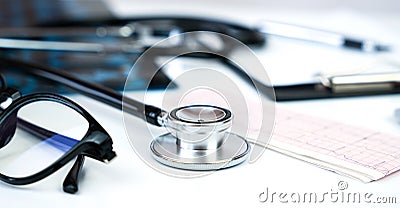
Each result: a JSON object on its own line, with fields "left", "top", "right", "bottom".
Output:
{"left": 0, "top": 56, "right": 251, "bottom": 170}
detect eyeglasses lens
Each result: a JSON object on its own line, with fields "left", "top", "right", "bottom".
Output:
{"left": 0, "top": 100, "right": 89, "bottom": 178}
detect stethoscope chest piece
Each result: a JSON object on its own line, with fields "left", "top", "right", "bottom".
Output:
{"left": 150, "top": 105, "right": 250, "bottom": 170}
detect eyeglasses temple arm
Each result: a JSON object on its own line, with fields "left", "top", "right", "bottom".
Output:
{"left": 16, "top": 118, "right": 84, "bottom": 194}
{"left": 63, "top": 155, "right": 85, "bottom": 194}
{"left": 16, "top": 118, "right": 79, "bottom": 152}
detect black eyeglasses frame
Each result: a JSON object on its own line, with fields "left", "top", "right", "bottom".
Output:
{"left": 0, "top": 82, "right": 116, "bottom": 193}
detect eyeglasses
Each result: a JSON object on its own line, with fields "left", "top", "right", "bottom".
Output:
{"left": 0, "top": 74, "right": 116, "bottom": 194}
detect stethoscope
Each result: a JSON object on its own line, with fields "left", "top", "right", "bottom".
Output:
{"left": 0, "top": 55, "right": 253, "bottom": 170}
{"left": 150, "top": 104, "right": 250, "bottom": 170}
{"left": 0, "top": 29, "right": 274, "bottom": 171}
{"left": 0, "top": 16, "right": 387, "bottom": 53}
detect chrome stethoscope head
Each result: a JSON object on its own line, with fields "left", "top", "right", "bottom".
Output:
{"left": 150, "top": 104, "right": 250, "bottom": 170}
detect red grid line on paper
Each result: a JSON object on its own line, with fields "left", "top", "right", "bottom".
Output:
{"left": 272, "top": 110, "right": 400, "bottom": 177}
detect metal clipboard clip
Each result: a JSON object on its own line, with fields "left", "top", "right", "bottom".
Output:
{"left": 274, "top": 72, "right": 400, "bottom": 101}
{"left": 321, "top": 72, "right": 400, "bottom": 93}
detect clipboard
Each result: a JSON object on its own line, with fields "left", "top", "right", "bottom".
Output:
{"left": 274, "top": 72, "right": 400, "bottom": 101}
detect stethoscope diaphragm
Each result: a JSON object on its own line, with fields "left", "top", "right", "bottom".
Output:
{"left": 150, "top": 104, "right": 250, "bottom": 170}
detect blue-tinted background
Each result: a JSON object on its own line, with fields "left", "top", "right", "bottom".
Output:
{"left": 0, "top": 0, "right": 171, "bottom": 94}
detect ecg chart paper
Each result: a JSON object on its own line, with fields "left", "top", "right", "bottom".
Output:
{"left": 266, "top": 109, "right": 400, "bottom": 182}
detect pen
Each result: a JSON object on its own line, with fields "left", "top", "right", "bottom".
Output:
{"left": 257, "top": 20, "right": 390, "bottom": 52}
{"left": 0, "top": 38, "right": 142, "bottom": 54}
{"left": 0, "top": 26, "right": 130, "bottom": 38}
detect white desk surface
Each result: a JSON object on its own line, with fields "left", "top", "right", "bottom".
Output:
{"left": 2, "top": 1, "right": 400, "bottom": 207}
